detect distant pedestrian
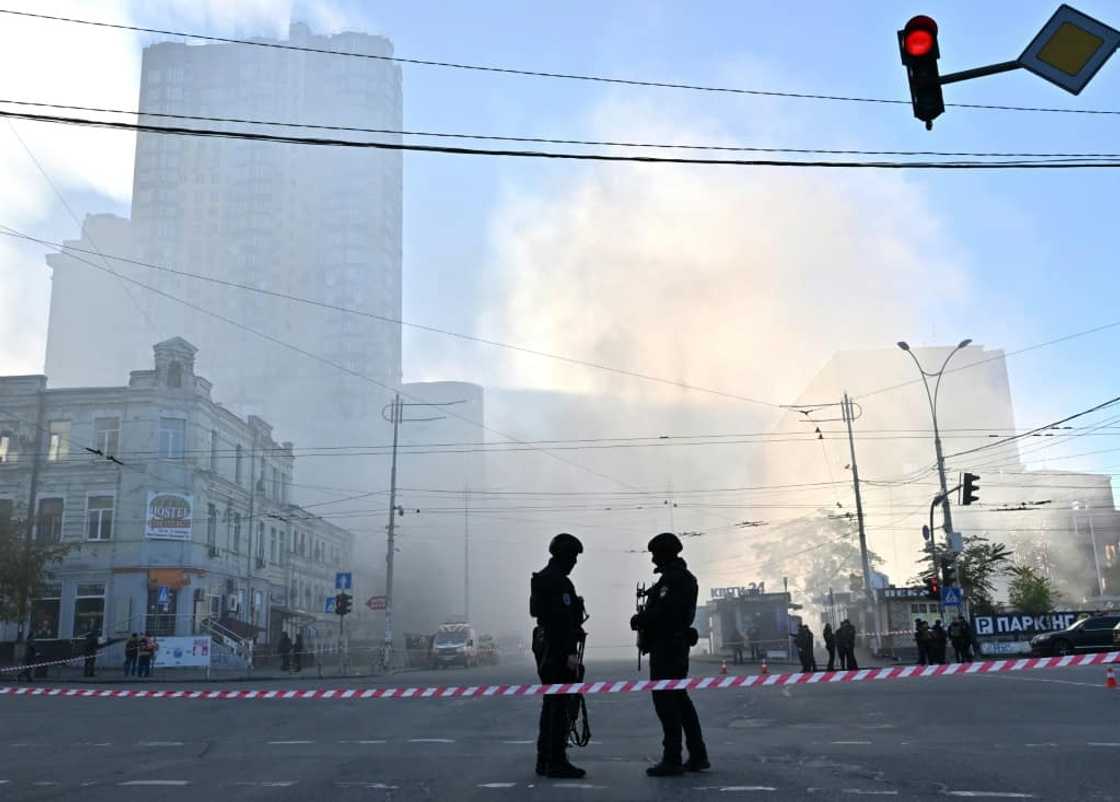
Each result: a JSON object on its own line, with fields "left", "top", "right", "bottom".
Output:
{"left": 124, "top": 633, "right": 140, "bottom": 676}
{"left": 17, "top": 635, "right": 37, "bottom": 683}
{"left": 748, "top": 621, "right": 762, "bottom": 661}
{"left": 293, "top": 634, "right": 305, "bottom": 672}
{"left": 823, "top": 623, "right": 837, "bottom": 671}
{"left": 931, "top": 620, "right": 948, "bottom": 665}
{"left": 137, "top": 633, "right": 156, "bottom": 678}
{"left": 83, "top": 629, "right": 99, "bottom": 677}
{"left": 278, "top": 632, "right": 293, "bottom": 672}
{"left": 729, "top": 627, "right": 744, "bottom": 665}
{"left": 914, "top": 620, "right": 930, "bottom": 665}
{"left": 839, "top": 620, "right": 858, "bottom": 670}
{"left": 794, "top": 625, "right": 816, "bottom": 672}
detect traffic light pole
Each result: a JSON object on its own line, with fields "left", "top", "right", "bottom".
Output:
{"left": 382, "top": 394, "right": 401, "bottom": 667}
{"left": 938, "top": 60, "right": 1021, "bottom": 85}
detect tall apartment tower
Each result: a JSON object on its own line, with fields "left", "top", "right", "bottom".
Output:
{"left": 45, "top": 23, "right": 403, "bottom": 497}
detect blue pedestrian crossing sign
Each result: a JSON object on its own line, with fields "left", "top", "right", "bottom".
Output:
{"left": 941, "top": 586, "right": 963, "bottom": 606}
{"left": 324, "top": 596, "right": 336, "bottom": 614}
{"left": 335, "top": 572, "right": 352, "bottom": 590}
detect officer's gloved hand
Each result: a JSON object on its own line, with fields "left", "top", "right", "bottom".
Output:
{"left": 629, "top": 614, "right": 640, "bottom": 631}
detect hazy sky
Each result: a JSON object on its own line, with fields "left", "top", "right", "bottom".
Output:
{"left": 2, "top": 0, "right": 1120, "bottom": 478}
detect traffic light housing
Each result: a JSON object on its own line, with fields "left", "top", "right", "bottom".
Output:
{"left": 335, "top": 592, "right": 352, "bottom": 616}
{"left": 962, "top": 472, "right": 980, "bottom": 505}
{"left": 899, "top": 15, "right": 945, "bottom": 129}
{"left": 941, "top": 560, "right": 958, "bottom": 586}
{"left": 925, "top": 574, "right": 941, "bottom": 600}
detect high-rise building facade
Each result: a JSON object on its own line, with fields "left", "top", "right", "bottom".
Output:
{"left": 45, "top": 23, "right": 403, "bottom": 498}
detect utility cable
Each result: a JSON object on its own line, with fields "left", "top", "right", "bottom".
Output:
{"left": 4, "top": 109, "right": 1120, "bottom": 169}
{"left": 4, "top": 98, "right": 1120, "bottom": 160}
{"left": 3, "top": 9, "right": 1120, "bottom": 117}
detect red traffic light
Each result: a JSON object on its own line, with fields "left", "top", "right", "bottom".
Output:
{"left": 903, "top": 15, "right": 938, "bottom": 57}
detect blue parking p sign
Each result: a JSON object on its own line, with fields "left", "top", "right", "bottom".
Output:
{"left": 941, "top": 586, "right": 963, "bottom": 606}
{"left": 335, "top": 572, "right": 352, "bottom": 590}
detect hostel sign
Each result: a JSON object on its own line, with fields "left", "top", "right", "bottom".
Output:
{"left": 145, "top": 492, "right": 193, "bottom": 540}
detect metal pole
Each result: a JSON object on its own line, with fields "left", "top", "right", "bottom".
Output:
{"left": 17, "top": 385, "right": 46, "bottom": 642}
{"left": 843, "top": 393, "right": 881, "bottom": 654}
{"left": 938, "top": 60, "right": 1022, "bottom": 85}
{"left": 931, "top": 409, "right": 954, "bottom": 537}
{"left": 464, "top": 485, "right": 470, "bottom": 621}
{"left": 382, "top": 393, "right": 401, "bottom": 663}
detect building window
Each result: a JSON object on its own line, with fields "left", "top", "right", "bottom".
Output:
{"left": 85, "top": 496, "right": 114, "bottom": 541}
{"left": 207, "top": 503, "right": 217, "bottom": 549}
{"left": 47, "top": 420, "right": 70, "bottom": 462}
{"left": 272, "top": 467, "right": 280, "bottom": 501}
{"left": 74, "top": 582, "right": 106, "bottom": 636}
{"left": 30, "top": 583, "right": 61, "bottom": 639}
{"left": 232, "top": 512, "right": 241, "bottom": 554}
{"left": 0, "top": 432, "right": 11, "bottom": 463}
{"left": 159, "top": 417, "right": 186, "bottom": 459}
{"left": 235, "top": 444, "right": 243, "bottom": 484}
{"left": 280, "top": 531, "right": 289, "bottom": 566}
{"left": 94, "top": 417, "right": 120, "bottom": 458}
{"left": 210, "top": 430, "right": 220, "bottom": 472}
{"left": 168, "top": 360, "right": 183, "bottom": 388}
{"left": 257, "top": 522, "right": 265, "bottom": 562}
{"left": 269, "top": 527, "right": 277, "bottom": 564}
{"left": 35, "top": 497, "right": 64, "bottom": 542}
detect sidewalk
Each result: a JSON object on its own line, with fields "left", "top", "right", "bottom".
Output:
{"left": 696, "top": 643, "right": 895, "bottom": 671}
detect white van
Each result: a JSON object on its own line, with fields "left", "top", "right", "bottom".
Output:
{"left": 432, "top": 622, "right": 478, "bottom": 668}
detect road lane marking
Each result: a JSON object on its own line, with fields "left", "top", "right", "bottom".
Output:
{"left": 944, "top": 793, "right": 1035, "bottom": 799}
{"left": 408, "top": 737, "right": 455, "bottom": 743}
{"left": 501, "top": 740, "right": 534, "bottom": 744}
{"left": 979, "top": 675, "right": 1101, "bottom": 689}
{"left": 268, "top": 740, "right": 314, "bottom": 745}
{"left": 552, "top": 783, "right": 607, "bottom": 789}
{"left": 338, "top": 739, "right": 387, "bottom": 744}
{"left": 697, "top": 787, "right": 777, "bottom": 792}
{"left": 118, "top": 780, "right": 191, "bottom": 786}
{"left": 234, "top": 781, "right": 297, "bottom": 787}
{"left": 138, "top": 741, "right": 185, "bottom": 747}
{"left": 479, "top": 783, "right": 518, "bottom": 788}
{"left": 1088, "top": 742, "right": 1120, "bottom": 747}
{"left": 842, "top": 791, "right": 898, "bottom": 796}
{"left": 830, "top": 740, "right": 872, "bottom": 745}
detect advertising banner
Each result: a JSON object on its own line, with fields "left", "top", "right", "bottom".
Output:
{"left": 145, "top": 492, "right": 193, "bottom": 540}
{"left": 154, "top": 636, "right": 211, "bottom": 668}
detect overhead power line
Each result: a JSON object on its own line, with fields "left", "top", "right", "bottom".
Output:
{"left": 3, "top": 8, "right": 1120, "bottom": 117}
{"left": 4, "top": 98, "right": 1120, "bottom": 160}
{"left": 4, "top": 109, "right": 1120, "bottom": 169}
{"left": 0, "top": 226, "right": 783, "bottom": 409}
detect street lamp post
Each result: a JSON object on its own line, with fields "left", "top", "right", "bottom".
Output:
{"left": 896, "top": 339, "right": 972, "bottom": 540}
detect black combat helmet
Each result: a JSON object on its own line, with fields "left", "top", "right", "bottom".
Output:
{"left": 549, "top": 532, "right": 584, "bottom": 557}
{"left": 647, "top": 531, "right": 683, "bottom": 557}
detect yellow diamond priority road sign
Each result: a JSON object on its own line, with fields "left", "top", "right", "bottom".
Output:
{"left": 1019, "top": 4, "right": 1120, "bottom": 94}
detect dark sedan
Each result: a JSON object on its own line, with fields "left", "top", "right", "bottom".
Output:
{"left": 1030, "top": 615, "right": 1120, "bottom": 656}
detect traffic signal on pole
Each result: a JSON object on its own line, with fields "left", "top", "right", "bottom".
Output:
{"left": 335, "top": 592, "right": 352, "bottom": 616}
{"left": 962, "top": 472, "right": 980, "bottom": 505}
{"left": 898, "top": 15, "right": 945, "bottom": 130}
{"left": 941, "top": 561, "right": 958, "bottom": 586}
{"left": 926, "top": 574, "right": 941, "bottom": 600}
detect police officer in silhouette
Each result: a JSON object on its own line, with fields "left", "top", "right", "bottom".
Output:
{"left": 530, "top": 533, "right": 587, "bottom": 778}
{"left": 630, "top": 532, "right": 709, "bottom": 776}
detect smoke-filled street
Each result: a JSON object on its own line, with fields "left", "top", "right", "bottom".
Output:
{"left": 3, "top": 658, "right": 1119, "bottom": 801}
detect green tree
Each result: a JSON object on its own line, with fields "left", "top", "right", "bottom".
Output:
{"left": 1007, "top": 565, "right": 1059, "bottom": 614}
{"left": 0, "top": 513, "right": 71, "bottom": 626}
{"left": 760, "top": 510, "right": 883, "bottom": 602}
{"left": 914, "top": 534, "right": 1012, "bottom": 615}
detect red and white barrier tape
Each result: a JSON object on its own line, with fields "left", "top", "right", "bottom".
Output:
{"left": 2, "top": 651, "right": 1116, "bottom": 701}
{"left": 0, "top": 648, "right": 115, "bottom": 673}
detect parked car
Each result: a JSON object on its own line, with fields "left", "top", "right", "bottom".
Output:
{"left": 1113, "top": 621, "right": 1120, "bottom": 649}
{"left": 1029, "top": 615, "right": 1120, "bottom": 656}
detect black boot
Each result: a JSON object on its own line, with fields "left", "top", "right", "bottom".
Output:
{"left": 646, "top": 760, "right": 686, "bottom": 777}
{"left": 547, "top": 760, "right": 586, "bottom": 779}
{"left": 535, "top": 758, "right": 547, "bottom": 777}
{"left": 685, "top": 754, "right": 711, "bottom": 772}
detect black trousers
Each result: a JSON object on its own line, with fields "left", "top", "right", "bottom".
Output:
{"left": 826, "top": 645, "right": 836, "bottom": 671}
{"left": 649, "top": 649, "right": 706, "bottom": 765}
{"left": 536, "top": 660, "right": 577, "bottom": 767}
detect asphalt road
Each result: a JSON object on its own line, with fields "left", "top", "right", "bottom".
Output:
{"left": 2, "top": 656, "right": 1118, "bottom": 801}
